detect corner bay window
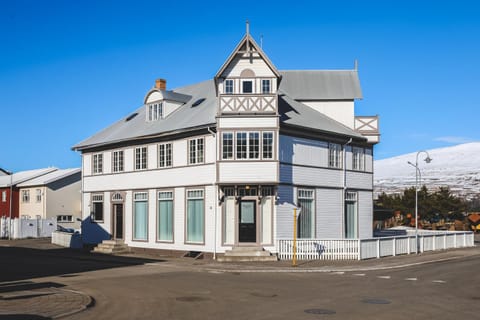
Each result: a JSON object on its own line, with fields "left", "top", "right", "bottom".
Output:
{"left": 91, "top": 194, "right": 104, "bottom": 222}
{"left": 222, "top": 131, "right": 274, "bottom": 160}
{"left": 186, "top": 190, "right": 204, "bottom": 243}
{"left": 133, "top": 192, "right": 148, "bottom": 240}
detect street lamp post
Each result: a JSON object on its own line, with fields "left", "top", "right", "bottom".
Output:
{"left": 407, "top": 151, "right": 432, "bottom": 254}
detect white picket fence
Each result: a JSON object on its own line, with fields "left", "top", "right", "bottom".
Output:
{"left": 277, "top": 231, "right": 475, "bottom": 261}
{"left": 0, "top": 217, "right": 57, "bottom": 239}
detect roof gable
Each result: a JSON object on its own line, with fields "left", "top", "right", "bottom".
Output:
{"left": 215, "top": 34, "right": 281, "bottom": 79}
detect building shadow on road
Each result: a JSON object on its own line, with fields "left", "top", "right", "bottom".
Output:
{"left": 0, "top": 245, "right": 162, "bottom": 283}
{"left": 0, "top": 315, "right": 51, "bottom": 320}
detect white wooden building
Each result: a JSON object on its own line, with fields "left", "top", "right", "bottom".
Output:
{"left": 73, "top": 30, "right": 380, "bottom": 257}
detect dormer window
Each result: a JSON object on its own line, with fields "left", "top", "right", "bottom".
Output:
{"left": 147, "top": 102, "right": 163, "bottom": 121}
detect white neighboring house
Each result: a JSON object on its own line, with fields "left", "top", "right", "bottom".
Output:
{"left": 17, "top": 168, "right": 82, "bottom": 229}
{"left": 73, "top": 30, "right": 380, "bottom": 256}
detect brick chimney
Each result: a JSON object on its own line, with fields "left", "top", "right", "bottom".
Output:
{"left": 155, "top": 78, "right": 167, "bottom": 90}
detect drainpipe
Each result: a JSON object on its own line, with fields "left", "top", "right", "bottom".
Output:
{"left": 342, "top": 138, "right": 352, "bottom": 238}
{"left": 9, "top": 172, "right": 13, "bottom": 240}
{"left": 207, "top": 127, "right": 217, "bottom": 260}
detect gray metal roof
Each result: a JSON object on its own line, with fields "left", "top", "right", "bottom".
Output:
{"left": 73, "top": 80, "right": 217, "bottom": 150}
{"left": 278, "top": 70, "right": 362, "bottom": 100}
{"left": 73, "top": 71, "right": 365, "bottom": 151}
{"left": 17, "top": 168, "right": 81, "bottom": 187}
{"left": 0, "top": 168, "right": 58, "bottom": 187}
{"left": 279, "top": 95, "right": 365, "bottom": 140}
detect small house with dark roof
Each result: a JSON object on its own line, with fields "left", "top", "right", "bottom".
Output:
{"left": 73, "top": 28, "right": 380, "bottom": 259}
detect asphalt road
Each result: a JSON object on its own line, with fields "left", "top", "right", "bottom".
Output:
{"left": 66, "top": 254, "right": 479, "bottom": 319}
{"left": 1, "top": 239, "right": 479, "bottom": 320}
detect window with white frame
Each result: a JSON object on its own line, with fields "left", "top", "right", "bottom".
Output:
{"left": 222, "top": 132, "right": 233, "bottom": 160}
{"left": 57, "top": 215, "right": 73, "bottom": 222}
{"left": 352, "top": 147, "right": 365, "bottom": 171}
{"left": 36, "top": 189, "right": 42, "bottom": 203}
{"left": 133, "top": 192, "right": 148, "bottom": 240}
{"left": 135, "top": 147, "right": 148, "bottom": 170}
{"left": 2, "top": 191, "right": 6, "bottom": 202}
{"left": 93, "top": 153, "right": 103, "bottom": 174}
{"left": 188, "top": 138, "right": 204, "bottom": 164}
{"left": 21, "top": 190, "right": 30, "bottom": 203}
{"left": 158, "top": 143, "right": 172, "bottom": 168}
{"left": 147, "top": 102, "right": 163, "bottom": 121}
{"left": 157, "top": 191, "right": 173, "bottom": 241}
{"left": 91, "top": 194, "right": 104, "bottom": 221}
{"left": 262, "top": 132, "right": 274, "bottom": 159}
{"left": 225, "top": 79, "right": 233, "bottom": 94}
{"left": 236, "top": 132, "right": 260, "bottom": 160}
{"left": 113, "top": 150, "right": 124, "bottom": 172}
{"left": 297, "top": 189, "right": 315, "bottom": 238}
{"left": 328, "top": 143, "right": 342, "bottom": 168}
{"left": 262, "top": 79, "right": 271, "bottom": 94}
{"left": 186, "top": 189, "right": 204, "bottom": 243}
{"left": 345, "top": 191, "right": 358, "bottom": 239}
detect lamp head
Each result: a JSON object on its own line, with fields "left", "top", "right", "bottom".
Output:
{"left": 424, "top": 156, "right": 432, "bottom": 164}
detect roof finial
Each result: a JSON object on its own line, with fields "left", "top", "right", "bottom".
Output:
{"left": 246, "top": 19, "right": 250, "bottom": 37}
{"left": 354, "top": 59, "right": 358, "bottom": 71}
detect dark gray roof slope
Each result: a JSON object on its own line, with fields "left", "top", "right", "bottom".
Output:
{"left": 73, "top": 80, "right": 217, "bottom": 150}
{"left": 279, "top": 70, "right": 362, "bottom": 100}
{"left": 73, "top": 71, "right": 365, "bottom": 151}
{"left": 279, "top": 95, "right": 365, "bottom": 140}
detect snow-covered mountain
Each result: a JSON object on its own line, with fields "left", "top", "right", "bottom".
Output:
{"left": 374, "top": 142, "right": 480, "bottom": 199}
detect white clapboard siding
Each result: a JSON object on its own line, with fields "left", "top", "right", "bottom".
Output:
{"left": 301, "top": 101, "right": 355, "bottom": 129}
{"left": 358, "top": 191, "right": 373, "bottom": 239}
{"left": 218, "top": 162, "right": 277, "bottom": 183}
{"left": 316, "top": 188, "right": 343, "bottom": 238}
{"left": 280, "top": 163, "right": 343, "bottom": 187}
{"left": 279, "top": 135, "right": 328, "bottom": 167}
{"left": 83, "top": 154, "right": 92, "bottom": 176}
{"left": 276, "top": 185, "right": 295, "bottom": 239}
{"left": 84, "top": 165, "right": 215, "bottom": 192}
{"left": 221, "top": 54, "right": 276, "bottom": 78}
{"left": 218, "top": 117, "right": 277, "bottom": 129}
{"left": 346, "top": 171, "right": 373, "bottom": 189}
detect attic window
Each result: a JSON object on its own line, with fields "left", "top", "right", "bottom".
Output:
{"left": 192, "top": 98, "right": 206, "bottom": 107}
{"left": 147, "top": 102, "right": 163, "bottom": 121}
{"left": 125, "top": 113, "right": 138, "bottom": 122}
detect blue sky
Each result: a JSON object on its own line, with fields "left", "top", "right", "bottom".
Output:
{"left": 1, "top": 0, "right": 479, "bottom": 172}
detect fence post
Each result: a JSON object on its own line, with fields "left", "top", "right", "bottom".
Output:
{"left": 393, "top": 237, "right": 396, "bottom": 257}
{"left": 443, "top": 233, "right": 446, "bottom": 250}
{"left": 376, "top": 238, "right": 380, "bottom": 258}
{"left": 358, "top": 239, "right": 361, "bottom": 260}
{"left": 454, "top": 233, "right": 457, "bottom": 248}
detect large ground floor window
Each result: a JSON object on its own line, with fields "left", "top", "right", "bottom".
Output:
{"left": 297, "top": 188, "right": 315, "bottom": 238}
{"left": 345, "top": 191, "right": 358, "bottom": 239}
{"left": 133, "top": 192, "right": 148, "bottom": 240}
{"left": 186, "top": 189, "right": 204, "bottom": 243}
{"left": 157, "top": 191, "right": 173, "bottom": 241}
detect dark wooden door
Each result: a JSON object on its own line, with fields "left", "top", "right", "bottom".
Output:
{"left": 239, "top": 200, "right": 256, "bottom": 243}
{"left": 114, "top": 204, "right": 124, "bottom": 240}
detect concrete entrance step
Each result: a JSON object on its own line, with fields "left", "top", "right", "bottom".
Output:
{"left": 92, "top": 239, "right": 129, "bottom": 254}
{"left": 218, "top": 246, "right": 278, "bottom": 262}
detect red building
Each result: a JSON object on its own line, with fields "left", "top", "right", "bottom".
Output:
{"left": 0, "top": 168, "right": 57, "bottom": 218}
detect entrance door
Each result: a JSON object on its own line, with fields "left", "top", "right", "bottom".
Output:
{"left": 239, "top": 200, "right": 256, "bottom": 243}
{"left": 113, "top": 204, "right": 124, "bottom": 240}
